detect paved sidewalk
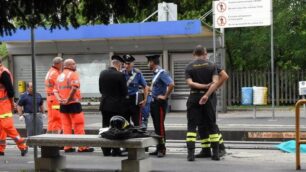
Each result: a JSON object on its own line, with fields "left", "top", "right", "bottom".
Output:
{"left": 0, "top": 145, "right": 302, "bottom": 172}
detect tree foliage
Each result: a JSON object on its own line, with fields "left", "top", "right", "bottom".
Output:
{"left": 225, "top": 0, "right": 306, "bottom": 70}
{"left": 0, "top": 0, "right": 304, "bottom": 70}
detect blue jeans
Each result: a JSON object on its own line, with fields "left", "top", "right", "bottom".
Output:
{"left": 24, "top": 113, "right": 44, "bottom": 137}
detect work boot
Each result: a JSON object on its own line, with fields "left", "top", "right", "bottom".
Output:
{"left": 21, "top": 148, "right": 28, "bottom": 156}
{"left": 111, "top": 148, "right": 122, "bottom": 156}
{"left": 219, "top": 143, "right": 226, "bottom": 157}
{"left": 211, "top": 142, "right": 220, "bottom": 161}
{"left": 195, "top": 148, "right": 211, "bottom": 158}
{"left": 187, "top": 148, "right": 195, "bottom": 161}
{"left": 102, "top": 148, "right": 111, "bottom": 156}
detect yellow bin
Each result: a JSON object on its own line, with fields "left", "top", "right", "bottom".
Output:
{"left": 18, "top": 80, "right": 26, "bottom": 93}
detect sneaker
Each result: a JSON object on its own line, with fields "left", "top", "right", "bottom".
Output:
{"left": 64, "top": 148, "right": 76, "bottom": 153}
{"left": 21, "top": 148, "right": 28, "bottom": 156}
{"left": 0, "top": 152, "right": 4, "bottom": 156}
{"left": 78, "top": 147, "right": 94, "bottom": 153}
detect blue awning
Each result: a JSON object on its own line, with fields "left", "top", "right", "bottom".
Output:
{"left": 0, "top": 20, "right": 202, "bottom": 42}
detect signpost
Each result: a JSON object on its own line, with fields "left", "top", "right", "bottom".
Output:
{"left": 213, "top": 0, "right": 271, "bottom": 28}
{"left": 212, "top": 0, "right": 275, "bottom": 118}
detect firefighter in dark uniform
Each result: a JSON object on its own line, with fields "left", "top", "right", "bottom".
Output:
{"left": 189, "top": 64, "right": 229, "bottom": 159}
{"left": 184, "top": 45, "right": 220, "bottom": 161}
{"left": 99, "top": 55, "right": 128, "bottom": 156}
{"left": 122, "top": 55, "right": 149, "bottom": 126}
{"left": 146, "top": 55, "right": 175, "bottom": 157}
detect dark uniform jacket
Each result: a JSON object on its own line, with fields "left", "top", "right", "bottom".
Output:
{"left": 99, "top": 67, "right": 128, "bottom": 113}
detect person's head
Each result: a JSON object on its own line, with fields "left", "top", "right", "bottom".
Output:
{"left": 193, "top": 45, "right": 207, "bottom": 59}
{"left": 53, "top": 56, "right": 63, "bottom": 70}
{"left": 27, "top": 81, "right": 33, "bottom": 94}
{"left": 146, "top": 55, "right": 160, "bottom": 71}
{"left": 111, "top": 55, "right": 124, "bottom": 71}
{"left": 123, "top": 54, "right": 135, "bottom": 71}
{"left": 63, "top": 59, "right": 76, "bottom": 71}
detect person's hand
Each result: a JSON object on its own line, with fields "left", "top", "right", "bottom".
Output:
{"left": 59, "top": 99, "right": 68, "bottom": 105}
{"left": 139, "top": 100, "right": 147, "bottom": 108}
{"left": 204, "top": 83, "right": 212, "bottom": 89}
{"left": 157, "top": 95, "right": 167, "bottom": 100}
{"left": 19, "top": 115, "right": 25, "bottom": 121}
{"left": 199, "top": 95, "right": 209, "bottom": 105}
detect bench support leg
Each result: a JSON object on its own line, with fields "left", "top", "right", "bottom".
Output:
{"left": 35, "top": 146, "right": 66, "bottom": 171}
{"left": 122, "top": 148, "right": 151, "bottom": 172}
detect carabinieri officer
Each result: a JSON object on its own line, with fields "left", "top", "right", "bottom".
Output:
{"left": 146, "top": 54, "right": 174, "bottom": 157}
{"left": 122, "top": 54, "right": 149, "bottom": 127}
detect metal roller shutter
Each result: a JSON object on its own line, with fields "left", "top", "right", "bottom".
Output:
{"left": 13, "top": 55, "right": 56, "bottom": 98}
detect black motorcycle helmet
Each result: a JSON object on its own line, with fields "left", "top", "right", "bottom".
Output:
{"left": 110, "top": 116, "right": 129, "bottom": 129}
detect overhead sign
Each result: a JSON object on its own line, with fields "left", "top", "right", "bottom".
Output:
{"left": 213, "top": 0, "right": 271, "bottom": 28}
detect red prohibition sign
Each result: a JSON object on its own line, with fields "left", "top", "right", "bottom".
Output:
{"left": 217, "top": 16, "right": 227, "bottom": 26}
{"left": 217, "top": 2, "right": 226, "bottom": 12}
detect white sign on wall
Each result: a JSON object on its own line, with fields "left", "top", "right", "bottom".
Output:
{"left": 78, "top": 62, "right": 106, "bottom": 94}
{"left": 213, "top": 0, "right": 271, "bottom": 28}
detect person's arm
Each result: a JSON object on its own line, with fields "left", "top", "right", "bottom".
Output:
{"left": 199, "top": 75, "right": 219, "bottom": 105}
{"left": 120, "top": 74, "right": 128, "bottom": 96}
{"left": 38, "top": 95, "right": 44, "bottom": 113}
{"left": 157, "top": 72, "right": 175, "bottom": 100}
{"left": 186, "top": 78, "right": 212, "bottom": 90}
{"left": 216, "top": 70, "right": 229, "bottom": 89}
{"left": 1, "top": 72, "right": 14, "bottom": 98}
{"left": 66, "top": 86, "right": 77, "bottom": 104}
{"left": 1, "top": 72, "right": 15, "bottom": 110}
{"left": 99, "top": 71, "right": 104, "bottom": 94}
{"left": 63, "top": 72, "right": 80, "bottom": 104}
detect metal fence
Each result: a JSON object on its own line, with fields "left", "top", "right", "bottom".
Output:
{"left": 226, "top": 69, "right": 306, "bottom": 105}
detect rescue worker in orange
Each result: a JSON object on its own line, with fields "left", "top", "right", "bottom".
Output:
{"left": 54, "top": 58, "right": 94, "bottom": 153}
{"left": 45, "top": 57, "right": 63, "bottom": 134}
{"left": 0, "top": 58, "right": 28, "bottom": 156}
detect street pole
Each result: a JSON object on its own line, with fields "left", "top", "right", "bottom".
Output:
{"left": 270, "top": 0, "right": 275, "bottom": 119}
{"left": 31, "top": 0, "right": 38, "bottom": 161}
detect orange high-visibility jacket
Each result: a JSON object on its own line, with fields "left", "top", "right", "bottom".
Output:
{"left": 54, "top": 69, "right": 81, "bottom": 104}
{"left": 45, "top": 66, "right": 61, "bottom": 95}
{"left": 0, "top": 66, "right": 13, "bottom": 117}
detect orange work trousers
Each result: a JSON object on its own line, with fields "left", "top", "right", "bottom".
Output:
{"left": 0, "top": 117, "right": 27, "bottom": 153}
{"left": 61, "top": 112, "right": 88, "bottom": 151}
{"left": 47, "top": 96, "right": 62, "bottom": 133}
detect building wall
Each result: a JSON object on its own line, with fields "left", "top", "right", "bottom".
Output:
{"left": 7, "top": 36, "right": 226, "bottom": 112}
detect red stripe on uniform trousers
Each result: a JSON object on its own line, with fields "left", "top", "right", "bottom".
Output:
{"left": 159, "top": 106, "right": 165, "bottom": 137}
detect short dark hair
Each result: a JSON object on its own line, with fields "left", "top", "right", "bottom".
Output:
{"left": 193, "top": 45, "right": 207, "bottom": 56}
{"left": 151, "top": 58, "right": 160, "bottom": 65}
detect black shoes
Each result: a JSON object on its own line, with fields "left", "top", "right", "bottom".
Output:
{"left": 149, "top": 149, "right": 166, "bottom": 157}
{"left": 21, "top": 148, "right": 28, "bottom": 156}
{"left": 64, "top": 148, "right": 76, "bottom": 153}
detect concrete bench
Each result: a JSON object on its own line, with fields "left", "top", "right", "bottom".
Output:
{"left": 27, "top": 134, "right": 158, "bottom": 172}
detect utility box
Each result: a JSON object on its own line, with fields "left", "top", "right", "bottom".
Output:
{"left": 158, "top": 2, "right": 177, "bottom": 21}
{"left": 299, "top": 81, "right": 306, "bottom": 96}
